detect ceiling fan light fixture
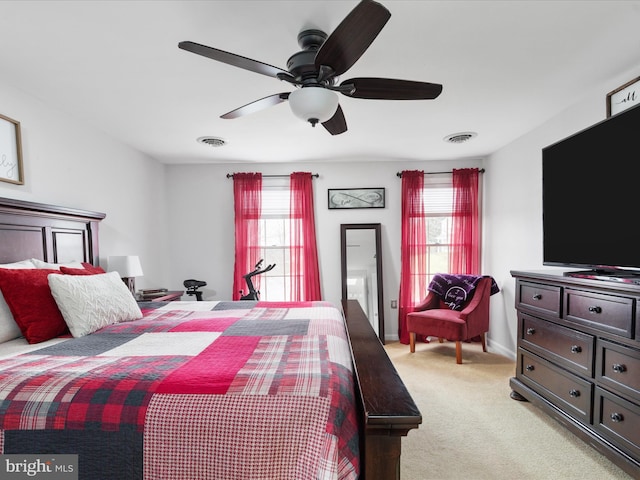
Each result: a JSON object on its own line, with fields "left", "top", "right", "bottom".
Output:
{"left": 288, "top": 87, "right": 339, "bottom": 126}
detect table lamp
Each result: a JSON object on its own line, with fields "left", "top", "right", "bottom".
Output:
{"left": 108, "top": 255, "right": 143, "bottom": 294}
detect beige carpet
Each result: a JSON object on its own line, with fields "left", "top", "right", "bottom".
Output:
{"left": 384, "top": 341, "right": 636, "bottom": 480}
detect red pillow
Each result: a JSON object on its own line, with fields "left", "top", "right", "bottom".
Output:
{"left": 0, "top": 268, "right": 68, "bottom": 343}
{"left": 60, "top": 267, "right": 92, "bottom": 275}
{"left": 81, "top": 262, "right": 106, "bottom": 274}
{"left": 60, "top": 263, "right": 106, "bottom": 275}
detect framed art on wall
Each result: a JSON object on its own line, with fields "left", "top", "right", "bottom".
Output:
{"left": 328, "top": 188, "right": 385, "bottom": 209}
{"left": 606, "top": 76, "right": 639, "bottom": 117}
{"left": 0, "top": 113, "right": 24, "bottom": 185}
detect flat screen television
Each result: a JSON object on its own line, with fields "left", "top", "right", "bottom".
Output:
{"left": 542, "top": 102, "right": 640, "bottom": 282}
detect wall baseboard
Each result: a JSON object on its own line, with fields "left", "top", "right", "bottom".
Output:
{"left": 487, "top": 339, "right": 516, "bottom": 361}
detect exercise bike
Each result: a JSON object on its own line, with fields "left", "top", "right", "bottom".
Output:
{"left": 239, "top": 259, "right": 275, "bottom": 301}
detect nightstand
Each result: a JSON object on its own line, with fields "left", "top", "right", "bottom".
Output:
{"left": 135, "top": 290, "right": 183, "bottom": 302}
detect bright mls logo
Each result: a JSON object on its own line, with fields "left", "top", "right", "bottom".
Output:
{"left": 1, "top": 455, "right": 77, "bottom": 479}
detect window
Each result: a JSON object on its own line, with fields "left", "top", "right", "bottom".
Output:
{"left": 410, "top": 174, "right": 454, "bottom": 299}
{"left": 256, "top": 183, "right": 290, "bottom": 301}
{"left": 233, "top": 172, "right": 320, "bottom": 302}
{"left": 423, "top": 175, "right": 454, "bottom": 284}
{"left": 398, "top": 168, "right": 481, "bottom": 344}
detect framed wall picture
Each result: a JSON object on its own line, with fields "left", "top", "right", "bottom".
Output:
{"left": 0, "top": 113, "right": 24, "bottom": 185}
{"left": 328, "top": 188, "right": 385, "bottom": 209}
{"left": 606, "top": 76, "right": 640, "bottom": 117}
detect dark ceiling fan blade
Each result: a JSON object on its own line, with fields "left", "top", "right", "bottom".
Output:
{"left": 340, "top": 77, "right": 443, "bottom": 100}
{"left": 221, "top": 93, "right": 290, "bottom": 119}
{"left": 179, "top": 41, "right": 289, "bottom": 79}
{"left": 322, "top": 105, "right": 347, "bottom": 135}
{"left": 314, "top": 0, "right": 391, "bottom": 77}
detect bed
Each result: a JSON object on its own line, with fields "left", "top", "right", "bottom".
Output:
{"left": 0, "top": 196, "right": 420, "bottom": 480}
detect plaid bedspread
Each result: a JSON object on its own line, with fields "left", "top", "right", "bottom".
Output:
{"left": 0, "top": 300, "right": 359, "bottom": 480}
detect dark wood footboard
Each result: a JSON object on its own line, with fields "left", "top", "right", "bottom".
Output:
{"left": 342, "top": 299, "right": 421, "bottom": 480}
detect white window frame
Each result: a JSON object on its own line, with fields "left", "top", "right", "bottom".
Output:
{"left": 416, "top": 174, "right": 454, "bottom": 295}
{"left": 256, "top": 180, "right": 292, "bottom": 301}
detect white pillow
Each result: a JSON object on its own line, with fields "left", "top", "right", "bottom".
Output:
{"left": 31, "top": 258, "right": 84, "bottom": 270}
{"left": 48, "top": 271, "right": 143, "bottom": 338}
{"left": 0, "top": 260, "right": 36, "bottom": 343}
{"left": 1, "top": 260, "right": 36, "bottom": 269}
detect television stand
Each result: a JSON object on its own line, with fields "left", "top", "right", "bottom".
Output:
{"left": 510, "top": 270, "right": 640, "bottom": 478}
{"left": 564, "top": 269, "right": 640, "bottom": 285}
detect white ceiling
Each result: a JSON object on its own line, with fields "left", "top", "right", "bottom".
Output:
{"left": 1, "top": 1, "right": 639, "bottom": 165}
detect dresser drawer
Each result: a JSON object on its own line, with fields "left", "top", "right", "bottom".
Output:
{"left": 517, "top": 281, "right": 561, "bottom": 317}
{"left": 519, "top": 350, "right": 592, "bottom": 423}
{"left": 596, "top": 339, "right": 640, "bottom": 399}
{"left": 521, "top": 313, "right": 594, "bottom": 377}
{"left": 594, "top": 387, "right": 640, "bottom": 460}
{"left": 565, "top": 289, "right": 634, "bottom": 338}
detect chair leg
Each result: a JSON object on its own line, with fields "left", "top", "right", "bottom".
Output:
{"left": 409, "top": 332, "right": 416, "bottom": 353}
{"left": 481, "top": 333, "right": 487, "bottom": 352}
{"left": 455, "top": 341, "right": 462, "bottom": 364}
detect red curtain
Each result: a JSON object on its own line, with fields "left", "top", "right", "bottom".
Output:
{"left": 232, "top": 173, "right": 262, "bottom": 300}
{"left": 289, "top": 172, "right": 321, "bottom": 301}
{"left": 450, "top": 168, "right": 480, "bottom": 274}
{"left": 398, "top": 170, "right": 427, "bottom": 344}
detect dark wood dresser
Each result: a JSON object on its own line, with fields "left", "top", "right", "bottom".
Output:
{"left": 510, "top": 270, "right": 639, "bottom": 477}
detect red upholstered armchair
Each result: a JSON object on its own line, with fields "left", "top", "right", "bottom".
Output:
{"left": 407, "top": 276, "right": 493, "bottom": 364}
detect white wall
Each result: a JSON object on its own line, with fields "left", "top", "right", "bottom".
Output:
{"left": 484, "top": 67, "right": 640, "bottom": 359}
{"left": 164, "top": 158, "right": 484, "bottom": 341}
{"left": 0, "top": 79, "right": 169, "bottom": 290}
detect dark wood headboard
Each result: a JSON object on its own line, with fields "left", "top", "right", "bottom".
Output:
{"left": 0, "top": 197, "right": 106, "bottom": 266}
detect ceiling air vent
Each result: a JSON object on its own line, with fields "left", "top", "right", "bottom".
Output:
{"left": 444, "top": 132, "right": 477, "bottom": 144}
{"left": 197, "top": 136, "right": 226, "bottom": 147}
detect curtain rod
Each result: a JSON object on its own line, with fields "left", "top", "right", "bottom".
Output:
{"left": 396, "top": 168, "right": 485, "bottom": 177}
{"left": 226, "top": 173, "right": 319, "bottom": 179}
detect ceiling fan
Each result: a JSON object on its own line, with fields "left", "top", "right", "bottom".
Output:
{"left": 178, "top": 0, "right": 442, "bottom": 135}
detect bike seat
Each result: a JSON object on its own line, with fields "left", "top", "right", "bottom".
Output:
{"left": 183, "top": 279, "right": 207, "bottom": 290}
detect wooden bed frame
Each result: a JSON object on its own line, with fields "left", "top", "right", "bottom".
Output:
{"left": 0, "top": 196, "right": 421, "bottom": 480}
{"left": 0, "top": 196, "right": 105, "bottom": 265}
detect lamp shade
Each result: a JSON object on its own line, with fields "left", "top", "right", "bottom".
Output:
{"left": 108, "top": 255, "right": 143, "bottom": 277}
{"left": 288, "top": 87, "right": 339, "bottom": 125}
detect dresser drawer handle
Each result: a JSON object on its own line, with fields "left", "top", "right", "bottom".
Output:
{"left": 526, "top": 328, "right": 536, "bottom": 335}
{"left": 532, "top": 293, "right": 542, "bottom": 300}
{"left": 525, "top": 364, "right": 535, "bottom": 372}
{"left": 569, "top": 389, "right": 581, "bottom": 398}
{"left": 610, "top": 412, "right": 624, "bottom": 423}
{"left": 570, "top": 345, "right": 582, "bottom": 354}
{"left": 612, "top": 363, "right": 627, "bottom": 374}
{"left": 588, "top": 306, "right": 602, "bottom": 314}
